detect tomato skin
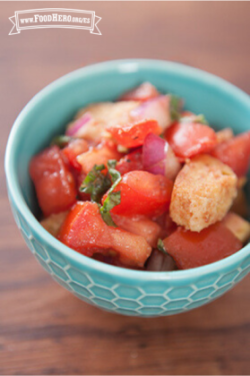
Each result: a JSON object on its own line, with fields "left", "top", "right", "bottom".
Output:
{"left": 107, "top": 120, "right": 161, "bottom": 148}
{"left": 163, "top": 223, "right": 242, "bottom": 269}
{"left": 165, "top": 122, "right": 217, "bottom": 160}
{"left": 58, "top": 201, "right": 151, "bottom": 267}
{"left": 62, "top": 139, "right": 89, "bottom": 172}
{"left": 116, "top": 148, "right": 143, "bottom": 175}
{"left": 120, "top": 82, "right": 159, "bottom": 102}
{"left": 211, "top": 131, "right": 250, "bottom": 177}
{"left": 30, "top": 146, "right": 77, "bottom": 217}
{"left": 102, "top": 171, "right": 173, "bottom": 217}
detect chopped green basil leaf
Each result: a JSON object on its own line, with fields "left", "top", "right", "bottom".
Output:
{"left": 80, "top": 164, "right": 111, "bottom": 203}
{"left": 100, "top": 160, "right": 122, "bottom": 227}
{"left": 170, "top": 95, "right": 181, "bottom": 122}
{"left": 157, "top": 239, "right": 168, "bottom": 255}
{"left": 51, "top": 135, "right": 72, "bottom": 148}
{"left": 80, "top": 160, "right": 122, "bottom": 226}
{"left": 107, "top": 160, "right": 121, "bottom": 185}
{"left": 100, "top": 191, "right": 121, "bottom": 227}
{"left": 181, "top": 114, "right": 208, "bottom": 125}
{"left": 195, "top": 114, "right": 208, "bottom": 125}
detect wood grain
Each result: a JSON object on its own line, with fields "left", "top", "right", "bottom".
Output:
{"left": 0, "top": 2, "right": 250, "bottom": 375}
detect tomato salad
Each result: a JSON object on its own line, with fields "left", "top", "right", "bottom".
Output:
{"left": 30, "top": 82, "right": 250, "bottom": 271}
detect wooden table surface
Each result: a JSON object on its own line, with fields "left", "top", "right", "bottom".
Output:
{"left": 1, "top": 2, "right": 250, "bottom": 375}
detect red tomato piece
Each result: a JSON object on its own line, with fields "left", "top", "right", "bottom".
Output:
{"left": 58, "top": 201, "right": 151, "bottom": 267}
{"left": 62, "top": 139, "right": 89, "bottom": 172}
{"left": 58, "top": 201, "right": 113, "bottom": 257}
{"left": 153, "top": 212, "right": 177, "bottom": 239}
{"left": 30, "top": 146, "right": 77, "bottom": 217}
{"left": 76, "top": 143, "right": 121, "bottom": 174}
{"left": 112, "top": 215, "right": 161, "bottom": 247}
{"left": 165, "top": 122, "right": 217, "bottom": 160}
{"left": 163, "top": 223, "right": 242, "bottom": 269}
{"left": 116, "top": 148, "right": 143, "bottom": 175}
{"left": 120, "top": 82, "right": 159, "bottom": 102}
{"left": 107, "top": 120, "right": 161, "bottom": 148}
{"left": 102, "top": 171, "right": 173, "bottom": 217}
{"left": 164, "top": 213, "right": 178, "bottom": 237}
{"left": 110, "top": 228, "right": 151, "bottom": 267}
{"left": 211, "top": 131, "right": 250, "bottom": 177}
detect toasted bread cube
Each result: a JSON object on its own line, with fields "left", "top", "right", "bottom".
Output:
{"left": 222, "top": 212, "right": 250, "bottom": 243}
{"left": 40, "top": 211, "right": 69, "bottom": 237}
{"left": 170, "top": 155, "right": 237, "bottom": 232}
{"left": 69, "top": 101, "right": 139, "bottom": 142}
{"left": 216, "top": 128, "right": 233, "bottom": 144}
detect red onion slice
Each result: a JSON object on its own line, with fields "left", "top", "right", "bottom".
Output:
{"left": 130, "top": 95, "right": 171, "bottom": 131}
{"left": 143, "top": 133, "right": 181, "bottom": 180}
{"left": 146, "top": 249, "right": 176, "bottom": 271}
{"left": 66, "top": 112, "right": 92, "bottom": 137}
{"left": 164, "top": 143, "right": 182, "bottom": 180}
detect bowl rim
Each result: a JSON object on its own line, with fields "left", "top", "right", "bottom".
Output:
{"left": 5, "top": 58, "right": 250, "bottom": 281}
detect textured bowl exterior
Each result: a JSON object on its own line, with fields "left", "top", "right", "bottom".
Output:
{"left": 5, "top": 60, "right": 250, "bottom": 317}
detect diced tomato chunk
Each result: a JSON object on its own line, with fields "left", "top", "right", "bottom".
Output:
{"left": 30, "top": 146, "right": 77, "bottom": 217}
{"left": 211, "top": 131, "right": 250, "bottom": 177}
{"left": 107, "top": 120, "right": 161, "bottom": 148}
{"left": 58, "top": 201, "right": 151, "bottom": 267}
{"left": 165, "top": 122, "right": 217, "bottom": 160}
{"left": 120, "top": 82, "right": 159, "bottom": 102}
{"left": 163, "top": 223, "right": 242, "bottom": 269}
{"left": 116, "top": 148, "right": 143, "bottom": 175}
{"left": 112, "top": 215, "right": 161, "bottom": 247}
{"left": 102, "top": 171, "right": 173, "bottom": 217}
{"left": 164, "top": 213, "right": 178, "bottom": 237}
{"left": 153, "top": 212, "right": 177, "bottom": 239}
{"left": 58, "top": 201, "right": 112, "bottom": 257}
{"left": 62, "top": 139, "right": 89, "bottom": 171}
{"left": 110, "top": 229, "right": 151, "bottom": 267}
{"left": 76, "top": 143, "right": 121, "bottom": 174}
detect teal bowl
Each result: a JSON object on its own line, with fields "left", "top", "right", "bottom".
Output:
{"left": 5, "top": 59, "right": 250, "bottom": 317}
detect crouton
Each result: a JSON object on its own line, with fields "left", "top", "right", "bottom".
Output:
{"left": 216, "top": 128, "right": 233, "bottom": 144}
{"left": 170, "top": 155, "right": 237, "bottom": 232}
{"left": 68, "top": 101, "right": 139, "bottom": 142}
{"left": 222, "top": 212, "right": 250, "bottom": 244}
{"left": 40, "top": 211, "right": 69, "bottom": 237}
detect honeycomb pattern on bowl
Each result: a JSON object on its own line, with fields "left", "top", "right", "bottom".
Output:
{"left": 9, "top": 195, "right": 250, "bottom": 317}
